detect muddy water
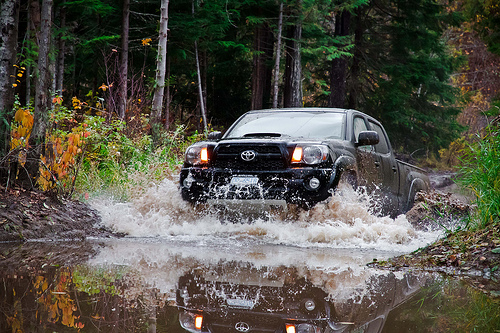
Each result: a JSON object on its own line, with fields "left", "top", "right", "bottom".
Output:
{"left": 1, "top": 180, "right": 499, "bottom": 332}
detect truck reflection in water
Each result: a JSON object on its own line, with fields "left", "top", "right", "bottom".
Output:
{"left": 176, "top": 263, "right": 425, "bottom": 333}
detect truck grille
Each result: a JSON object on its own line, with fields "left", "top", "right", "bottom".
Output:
{"left": 214, "top": 144, "right": 286, "bottom": 171}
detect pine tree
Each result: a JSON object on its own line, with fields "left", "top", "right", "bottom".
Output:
{"left": 348, "top": 0, "right": 463, "bottom": 153}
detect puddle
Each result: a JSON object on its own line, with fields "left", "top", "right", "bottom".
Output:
{"left": 1, "top": 239, "right": 499, "bottom": 332}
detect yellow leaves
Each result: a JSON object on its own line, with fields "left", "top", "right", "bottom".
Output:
{"left": 142, "top": 37, "right": 152, "bottom": 46}
{"left": 38, "top": 131, "right": 86, "bottom": 191}
{"left": 10, "top": 108, "right": 34, "bottom": 167}
{"left": 98, "top": 83, "right": 109, "bottom": 91}
{"left": 72, "top": 97, "right": 82, "bottom": 109}
{"left": 12, "top": 83, "right": 17, "bottom": 88}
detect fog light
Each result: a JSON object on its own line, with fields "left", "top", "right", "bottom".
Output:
{"left": 304, "top": 299, "right": 316, "bottom": 311}
{"left": 308, "top": 177, "right": 320, "bottom": 190}
{"left": 296, "top": 323, "right": 319, "bottom": 333}
{"left": 183, "top": 175, "right": 195, "bottom": 189}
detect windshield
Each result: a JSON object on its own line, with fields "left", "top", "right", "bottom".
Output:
{"left": 224, "top": 111, "right": 346, "bottom": 140}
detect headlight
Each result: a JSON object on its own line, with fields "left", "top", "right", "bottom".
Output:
{"left": 291, "top": 145, "right": 329, "bottom": 165}
{"left": 185, "top": 145, "right": 209, "bottom": 165}
{"left": 179, "top": 312, "right": 203, "bottom": 332}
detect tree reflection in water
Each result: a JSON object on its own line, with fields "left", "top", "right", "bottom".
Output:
{"left": 0, "top": 240, "right": 498, "bottom": 332}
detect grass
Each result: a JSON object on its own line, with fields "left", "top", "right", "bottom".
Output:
{"left": 457, "top": 120, "right": 500, "bottom": 229}
{"left": 74, "top": 124, "right": 201, "bottom": 201}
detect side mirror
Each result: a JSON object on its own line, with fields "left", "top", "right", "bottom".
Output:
{"left": 207, "top": 131, "right": 222, "bottom": 141}
{"left": 357, "top": 131, "right": 379, "bottom": 146}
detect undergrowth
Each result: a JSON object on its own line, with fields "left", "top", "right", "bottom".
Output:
{"left": 457, "top": 118, "right": 499, "bottom": 230}
{"left": 5, "top": 95, "right": 203, "bottom": 201}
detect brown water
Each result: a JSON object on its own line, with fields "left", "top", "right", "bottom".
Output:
{"left": 1, "top": 239, "right": 499, "bottom": 332}
{"left": 1, "top": 180, "right": 498, "bottom": 332}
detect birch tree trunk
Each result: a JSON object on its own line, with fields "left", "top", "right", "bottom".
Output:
{"left": 272, "top": 1, "right": 283, "bottom": 109}
{"left": 192, "top": 0, "right": 207, "bottom": 132}
{"left": 0, "top": 0, "right": 21, "bottom": 155}
{"left": 118, "top": 0, "right": 130, "bottom": 120}
{"left": 151, "top": 0, "right": 169, "bottom": 144}
{"left": 194, "top": 40, "right": 207, "bottom": 132}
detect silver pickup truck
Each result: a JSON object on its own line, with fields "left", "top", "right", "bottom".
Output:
{"left": 180, "top": 108, "right": 429, "bottom": 216}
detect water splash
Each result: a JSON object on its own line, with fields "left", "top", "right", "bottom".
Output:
{"left": 91, "top": 178, "right": 442, "bottom": 252}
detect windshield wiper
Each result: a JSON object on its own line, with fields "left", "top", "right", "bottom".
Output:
{"left": 243, "top": 132, "right": 282, "bottom": 138}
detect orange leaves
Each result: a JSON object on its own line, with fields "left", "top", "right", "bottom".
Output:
{"left": 38, "top": 131, "right": 86, "bottom": 191}
{"left": 34, "top": 272, "right": 85, "bottom": 330}
{"left": 53, "top": 96, "right": 63, "bottom": 105}
{"left": 142, "top": 37, "right": 152, "bottom": 46}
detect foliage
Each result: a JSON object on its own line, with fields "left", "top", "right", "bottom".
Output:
{"left": 9, "top": 98, "right": 90, "bottom": 194}
{"left": 463, "top": 0, "right": 500, "bottom": 56}
{"left": 438, "top": 137, "right": 467, "bottom": 168}
{"left": 33, "top": 271, "right": 85, "bottom": 329}
{"left": 458, "top": 120, "right": 500, "bottom": 228}
{"left": 352, "top": 0, "right": 464, "bottom": 154}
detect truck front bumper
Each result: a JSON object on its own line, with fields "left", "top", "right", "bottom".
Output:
{"left": 180, "top": 167, "right": 335, "bottom": 205}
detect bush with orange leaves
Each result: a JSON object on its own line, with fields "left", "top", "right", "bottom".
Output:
{"left": 9, "top": 97, "right": 90, "bottom": 194}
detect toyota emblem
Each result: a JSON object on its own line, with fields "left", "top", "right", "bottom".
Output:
{"left": 240, "top": 150, "right": 256, "bottom": 162}
{"left": 235, "top": 322, "right": 250, "bottom": 332}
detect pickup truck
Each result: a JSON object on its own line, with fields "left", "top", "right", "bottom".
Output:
{"left": 179, "top": 108, "right": 429, "bottom": 215}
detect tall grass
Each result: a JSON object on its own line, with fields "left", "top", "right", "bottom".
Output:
{"left": 458, "top": 120, "right": 500, "bottom": 229}
{"left": 75, "top": 124, "right": 203, "bottom": 201}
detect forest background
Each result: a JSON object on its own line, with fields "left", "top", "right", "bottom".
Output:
{"left": 0, "top": 0, "right": 499, "bottom": 228}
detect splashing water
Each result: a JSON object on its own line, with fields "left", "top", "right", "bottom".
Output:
{"left": 91, "top": 178, "right": 442, "bottom": 252}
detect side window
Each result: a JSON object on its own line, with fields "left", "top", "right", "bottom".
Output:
{"left": 353, "top": 117, "right": 368, "bottom": 143}
{"left": 369, "top": 121, "right": 390, "bottom": 154}
{"left": 353, "top": 117, "right": 372, "bottom": 151}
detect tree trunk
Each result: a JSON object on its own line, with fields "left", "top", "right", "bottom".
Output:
{"left": 55, "top": 4, "right": 66, "bottom": 96}
{"left": 27, "top": 0, "right": 52, "bottom": 186}
{"left": 25, "top": 0, "right": 41, "bottom": 106}
{"left": 347, "top": 8, "right": 363, "bottom": 110}
{"left": 284, "top": 0, "right": 303, "bottom": 108}
{"left": 151, "top": 0, "right": 169, "bottom": 144}
{"left": 192, "top": 0, "right": 207, "bottom": 132}
{"left": 251, "top": 22, "right": 274, "bottom": 110}
{"left": 164, "top": 56, "right": 171, "bottom": 129}
{"left": 0, "top": 0, "right": 21, "bottom": 156}
{"left": 328, "top": 10, "right": 351, "bottom": 108}
{"left": 194, "top": 40, "right": 207, "bottom": 132}
{"left": 272, "top": 1, "right": 284, "bottom": 109}
{"left": 118, "top": 0, "right": 129, "bottom": 120}
{"left": 283, "top": 6, "right": 303, "bottom": 107}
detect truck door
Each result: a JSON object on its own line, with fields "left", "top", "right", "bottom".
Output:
{"left": 353, "top": 116, "right": 382, "bottom": 191}
{"left": 368, "top": 120, "right": 400, "bottom": 208}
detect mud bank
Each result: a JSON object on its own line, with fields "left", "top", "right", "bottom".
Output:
{"left": 0, "top": 187, "right": 118, "bottom": 242}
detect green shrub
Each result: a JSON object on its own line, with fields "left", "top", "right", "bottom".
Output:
{"left": 458, "top": 120, "right": 500, "bottom": 228}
